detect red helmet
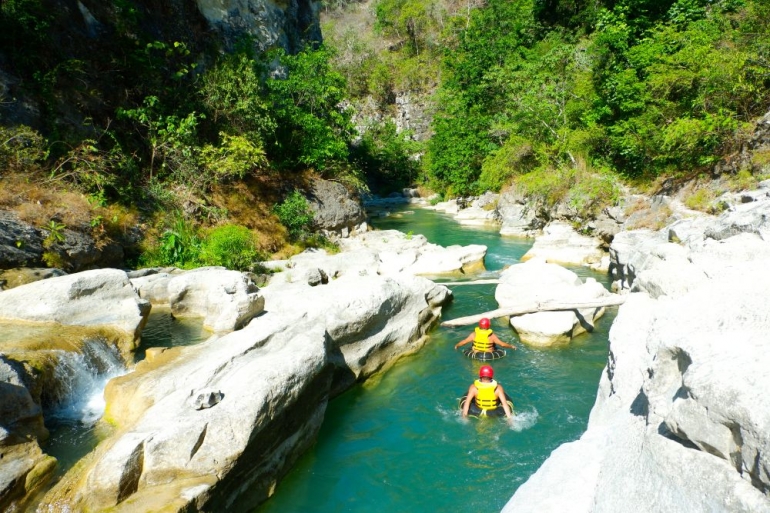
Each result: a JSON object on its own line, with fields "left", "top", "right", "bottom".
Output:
{"left": 479, "top": 365, "right": 494, "bottom": 379}
{"left": 479, "top": 317, "right": 491, "bottom": 329}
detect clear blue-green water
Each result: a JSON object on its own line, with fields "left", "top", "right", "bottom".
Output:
{"left": 41, "top": 309, "right": 208, "bottom": 479}
{"left": 256, "top": 207, "right": 615, "bottom": 513}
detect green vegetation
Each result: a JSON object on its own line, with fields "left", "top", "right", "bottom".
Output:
{"left": 420, "top": 0, "right": 770, "bottom": 196}
{"left": 273, "top": 191, "right": 316, "bottom": 241}
{"left": 322, "top": 0, "right": 770, "bottom": 217}
{"left": 2, "top": 0, "right": 770, "bottom": 269}
{"left": 200, "top": 225, "right": 264, "bottom": 271}
{"left": 351, "top": 120, "right": 422, "bottom": 193}
{"left": 0, "top": 2, "right": 395, "bottom": 265}
{"left": 139, "top": 220, "right": 264, "bottom": 271}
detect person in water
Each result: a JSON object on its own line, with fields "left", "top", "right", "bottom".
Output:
{"left": 461, "top": 365, "right": 513, "bottom": 418}
{"left": 453, "top": 317, "right": 516, "bottom": 356}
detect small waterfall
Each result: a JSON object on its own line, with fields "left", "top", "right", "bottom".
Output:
{"left": 44, "top": 337, "right": 127, "bottom": 425}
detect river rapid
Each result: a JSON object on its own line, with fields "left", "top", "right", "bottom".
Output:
{"left": 256, "top": 207, "right": 616, "bottom": 513}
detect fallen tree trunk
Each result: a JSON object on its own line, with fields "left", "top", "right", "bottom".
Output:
{"left": 433, "top": 279, "right": 500, "bottom": 286}
{"left": 440, "top": 295, "right": 628, "bottom": 327}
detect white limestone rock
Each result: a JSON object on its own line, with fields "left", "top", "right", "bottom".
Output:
{"left": 166, "top": 268, "right": 265, "bottom": 333}
{"left": 0, "top": 268, "right": 150, "bottom": 350}
{"left": 339, "top": 229, "right": 486, "bottom": 275}
{"left": 453, "top": 193, "right": 501, "bottom": 225}
{"left": 495, "top": 258, "right": 611, "bottom": 346}
{"left": 507, "top": 191, "right": 770, "bottom": 511}
{"left": 521, "top": 221, "right": 606, "bottom": 268}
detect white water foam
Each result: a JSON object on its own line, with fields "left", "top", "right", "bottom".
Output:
{"left": 507, "top": 406, "right": 539, "bottom": 432}
{"left": 48, "top": 337, "right": 127, "bottom": 425}
{"left": 436, "top": 403, "right": 472, "bottom": 425}
{"left": 436, "top": 402, "right": 538, "bottom": 431}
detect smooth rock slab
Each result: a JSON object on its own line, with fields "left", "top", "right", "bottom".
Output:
{"left": 166, "top": 268, "right": 265, "bottom": 333}
{"left": 0, "top": 268, "right": 150, "bottom": 351}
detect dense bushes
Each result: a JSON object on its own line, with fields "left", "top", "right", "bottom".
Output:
{"left": 272, "top": 191, "right": 315, "bottom": 240}
{"left": 140, "top": 220, "right": 263, "bottom": 271}
{"left": 417, "top": 0, "right": 770, "bottom": 197}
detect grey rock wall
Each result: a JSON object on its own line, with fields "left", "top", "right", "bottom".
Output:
{"left": 502, "top": 189, "right": 770, "bottom": 513}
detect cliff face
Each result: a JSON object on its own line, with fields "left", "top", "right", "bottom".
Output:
{"left": 502, "top": 191, "right": 770, "bottom": 513}
{"left": 196, "top": 0, "right": 321, "bottom": 54}
{"left": 0, "top": 0, "right": 321, "bottom": 132}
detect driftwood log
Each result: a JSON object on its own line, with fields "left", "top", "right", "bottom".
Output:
{"left": 434, "top": 279, "right": 500, "bottom": 286}
{"left": 440, "top": 295, "right": 628, "bottom": 327}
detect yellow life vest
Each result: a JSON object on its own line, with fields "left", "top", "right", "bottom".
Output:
{"left": 473, "top": 328, "right": 494, "bottom": 352}
{"left": 474, "top": 379, "right": 498, "bottom": 410}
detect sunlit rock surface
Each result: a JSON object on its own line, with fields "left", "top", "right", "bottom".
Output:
{"left": 522, "top": 221, "right": 606, "bottom": 269}
{"left": 495, "top": 258, "right": 611, "bottom": 346}
{"left": 37, "top": 231, "right": 455, "bottom": 512}
{"left": 0, "top": 268, "right": 150, "bottom": 352}
{"left": 503, "top": 192, "right": 770, "bottom": 513}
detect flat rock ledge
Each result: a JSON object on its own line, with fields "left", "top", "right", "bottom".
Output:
{"left": 0, "top": 268, "right": 151, "bottom": 353}
{"left": 521, "top": 221, "right": 608, "bottom": 271}
{"left": 503, "top": 191, "right": 770, "bottom": 512}
{"left": 33, "top": 230, "right": 456, "bottom": 512}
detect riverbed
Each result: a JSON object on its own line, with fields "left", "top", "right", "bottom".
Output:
{"left": 255, "top": 207, "right": 615, "bottom": 512}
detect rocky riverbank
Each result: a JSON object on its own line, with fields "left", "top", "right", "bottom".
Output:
{"left": 0, "top": 229, "right": 482, "bottom": 512}
{"left": 364, "top": 180, "right": 770, "bottom": 511}
{"left": 501, "top": 186, "right": 770, "bottom": 511}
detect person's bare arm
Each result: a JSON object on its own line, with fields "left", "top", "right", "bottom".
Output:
{"left": 454, "top": 332, "right": 475, "bottom": 350}
{"left": 496, "top": 385, "right": 512, "bottom": 418}
{"left": 489, "top": 333, "right": 516, "bottom": 350}
{"left": 462, "top": 385, "right": 477, "bottom": 417}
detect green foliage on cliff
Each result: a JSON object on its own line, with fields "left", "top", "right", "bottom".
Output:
{"left": 266, "top": 47, "right": 355, "bottom": 171}
{"left": 351, "top": 120, "right": 422, "bottom": 194}
{"left": 419, "top": 0, "right": 770, "bottom": 196}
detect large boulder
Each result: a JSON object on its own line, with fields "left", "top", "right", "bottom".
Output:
{"left": 0, "top": 212, "right": 44, "bottom": 269}
{"left": 495, "top": 258, "right": 611, "bottom": 346}
{"left": 338, "top": 229, "right": 486, "bottom": 276}
{"left": 0, "top": 268, "right": 150, "bottom": 352}
{"left": 497, "top": 188, "right": 539, "bottom": 237}
{"left": 521, "top": 221, "right": 606, "bottom": 269}
{"left": 43, "top": 227, "right": 125, "bottom": 272}
{"left": 611, "top": 197, "right": 770, "bottom": 298}
{"left": 131, "top": 268, "right": 265, "bottom": 333}
{"left": 307, "top": 178, "right": 367, "bottom": 238}
{"left": 452, "top": 192, "right": 501, "bottom": 226}
{"left": 0, "top": 357, "right": 57, "bottom": 512}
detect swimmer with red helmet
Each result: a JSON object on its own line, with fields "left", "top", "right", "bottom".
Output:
{"left": 454, "top": 317, "right": 516, "bottom": 360}
{"left": 460, "top": 364, "right": 513, "bottom": 418}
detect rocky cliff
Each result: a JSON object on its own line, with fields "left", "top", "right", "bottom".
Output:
{"left": 502, "top": 186, "right": 770, "bottom": 512}
{"left": 0, "top": 0, "right": 321, "bottom": 132}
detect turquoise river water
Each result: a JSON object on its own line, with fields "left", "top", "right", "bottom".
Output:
{"left": 256, "top": 207, "right": 616, "bottom": 513}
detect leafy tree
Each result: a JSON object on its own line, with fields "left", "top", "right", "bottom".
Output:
{"left": 265, "top": 47, "right": 355, "bottom": 172}
{"left": 352, "top": 120, "right": 421, "bottom": 193}
{"left": 198, "top": 52, "right": 276, "bottom": 141}
{"left": 117, "top": 96, "right": 203, "bottom": 181}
